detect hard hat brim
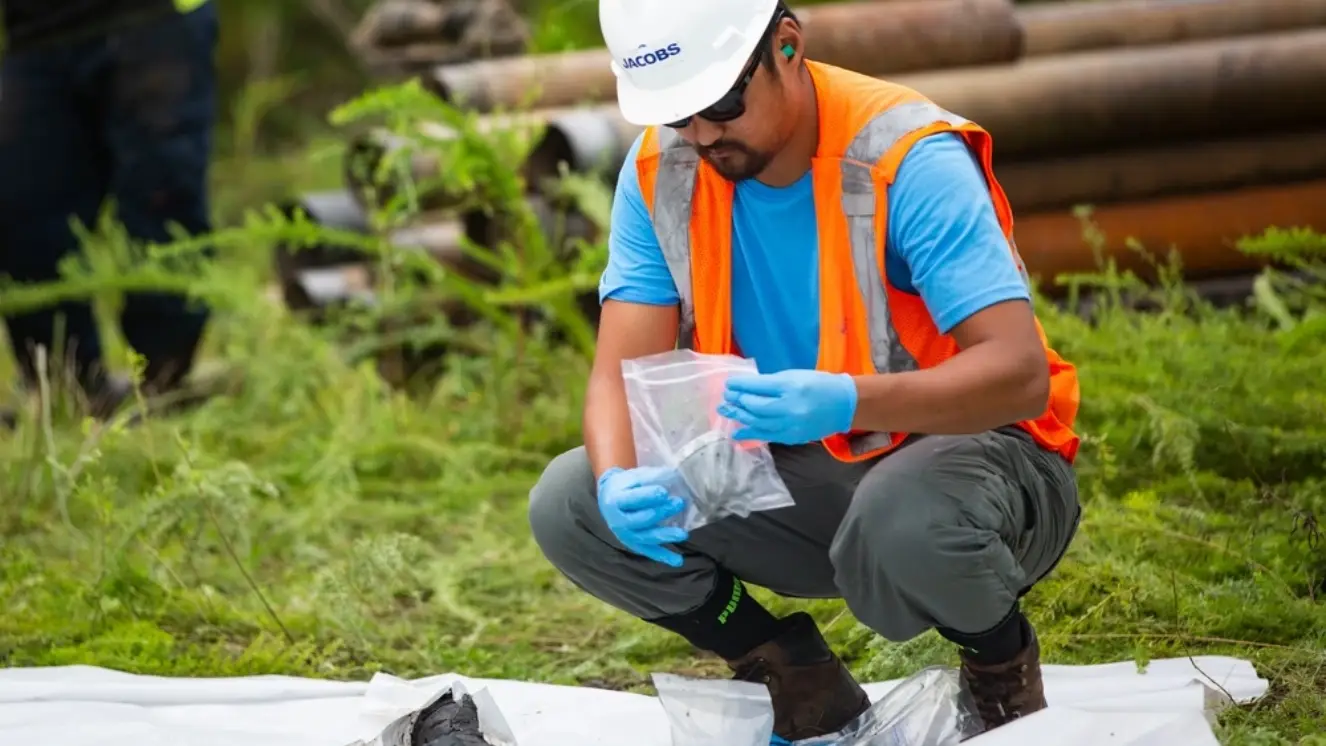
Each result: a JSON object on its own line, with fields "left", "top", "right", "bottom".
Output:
{"left": 612, "top": 0, "right": 778, "bottom": 126}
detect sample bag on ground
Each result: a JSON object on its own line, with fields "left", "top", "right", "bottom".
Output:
{"left": 654, "top": 666, "right": 981, "bottom": 746}
{"left": 347, "top": 679, "right": 518, "bottom": 746}
{"left": 622, "top": 349, "right": 795, "bottom": 532}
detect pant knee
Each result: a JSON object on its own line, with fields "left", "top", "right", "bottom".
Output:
{"left": 832, "top": 469, "right": 1015, "bottom": 639}
{"left": 832, "top": 472, "right": 928, "bottom": 570}
{"left": 830, "top": 489, "right": 926, "bottom": 633}
{"left": 527, "top": 446, "right": 599, "bottom": 568}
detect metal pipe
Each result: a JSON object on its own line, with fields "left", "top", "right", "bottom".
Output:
{"left": 428, "top": 48, "right": 618, "bottom": 113}
{"left": 1019, "top": 0, "right": 1326, "bottom": 57}
{"left": 283, "top": 191, "right": 605, "bottom": 308}
{"left": 1013, "top": 179, "right": 1326, "bottom": 287}
{"left": 526, "top": 28, "right": 1326, "bottom": 172}
{"left": 426, "top": 0, "right": 1326, "bottom": 114}
{"left": 526, "top": 124, "right": 1326, "bottom": 211}
{"left": 462, "top": 193, "right": 604, "bottom": 259}
{"left": 343, "top": 128, "right": 442, "bottom": 210}
{"left": 272, "top": 190, "right": 373, "bottom": 312}
{"left": 286, "top": 264, "right": 377, "bottom": 311}
{"left": 899, "top": 28, "right": 1326, "bottom": 159}
{"left": 389, "top": 218, "right": 467, "bottom": 265}
{"left": 524, "top": 107, "right": 644, "bottom": 189}
{"left": 342, "top": 107, "right": 611, "bottom": 207}
{"left": 997, "top": 129, "right": 1326, "bottom": 212}
{"left": 281, "top": 217, "right": 472, "bottom": 311}
{"left": 426, "top": 0, "right": 1021, "bottom": 111}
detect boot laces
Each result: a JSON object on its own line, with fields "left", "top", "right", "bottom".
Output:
{"left": 733, "top": 657, "right": 777, "bottom": 688}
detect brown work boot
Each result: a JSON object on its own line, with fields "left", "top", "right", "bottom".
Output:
{"left": 957, "top": 623, "right": 1047, "bottom": 732}
{"left": 725, "top": 612, "right": 871, "bottom": 742}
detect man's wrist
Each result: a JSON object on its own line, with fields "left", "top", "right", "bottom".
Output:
{"left": 834, "top": 372, "right": 860, "bottom": 433}
{"left": 596, "top": 466, "right": 624, "bottom": 493}
{"left": 848, "top": 373, "right": 896, "bottom": 432}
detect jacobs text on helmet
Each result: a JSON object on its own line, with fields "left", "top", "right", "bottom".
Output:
{"left": 621, "top": 43, "right": 683, "bottom": 70}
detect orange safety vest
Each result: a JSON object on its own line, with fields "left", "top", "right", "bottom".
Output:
{"left": 635, "top": 60, "right": 1081, "bottom": 464}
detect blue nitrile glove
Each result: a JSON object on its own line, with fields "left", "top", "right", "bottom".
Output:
{"left": 769, "top": 735, "right": 792, "bottom": 746}
{"left": 717, "top": 370, "right": 859, "bottom": 444}
{"left": 597, "top": 466, "right": 691, "bottom": 568}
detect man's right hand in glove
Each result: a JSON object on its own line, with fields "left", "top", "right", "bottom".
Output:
{"left": 597, "top": 466, "right": 690, "bottom": 568}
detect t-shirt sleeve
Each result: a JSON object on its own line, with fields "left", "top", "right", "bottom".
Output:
{"left": 597, "top": 133, "right": 681, "bottom": 306}
{"left": 885, "top": 132, "right": 1031, "bottom": 335}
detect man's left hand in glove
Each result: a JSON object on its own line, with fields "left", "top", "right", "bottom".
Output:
{"left": 717, "top": 370, "right": 859, "bottom": 445}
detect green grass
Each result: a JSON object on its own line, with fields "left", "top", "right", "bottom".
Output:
{"left": 1, "top": 83, "right": 1325, "bottom": 746}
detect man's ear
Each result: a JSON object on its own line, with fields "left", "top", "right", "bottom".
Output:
{"left": 775, "top": 24, "right": 803, "bottom": 68}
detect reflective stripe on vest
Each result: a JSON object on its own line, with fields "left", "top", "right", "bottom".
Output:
{"left": 646, "top": 99, "right": 1036, "bottom": 457}
{"left": 176, "top": 0, "right": 209, "bottom": 13}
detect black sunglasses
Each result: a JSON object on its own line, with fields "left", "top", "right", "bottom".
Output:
{"left": 664, "top": 10, "right": 785, "bottom": 129}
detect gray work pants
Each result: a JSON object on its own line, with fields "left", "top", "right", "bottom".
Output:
{"left": 528, "top": 426, "right": 1081, "bottom": 640}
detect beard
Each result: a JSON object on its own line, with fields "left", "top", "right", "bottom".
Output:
{"left": 695, "top": 139, "right": 773, "bottom": 182}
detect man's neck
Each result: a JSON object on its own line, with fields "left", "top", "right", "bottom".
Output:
{"left": 754, "top": 64, "right": 819, "bottom": 188}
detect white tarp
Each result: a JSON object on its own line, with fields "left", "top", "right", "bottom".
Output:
{"left": 0, "top": 656, "right": 1267, "bottom": 746}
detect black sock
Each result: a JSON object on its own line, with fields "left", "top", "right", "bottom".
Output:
{"left": 936, "top": 606, "right": 1029, "bottom": 665}
{"left": 646, "top": 568, "right": 781, "bottom": 660}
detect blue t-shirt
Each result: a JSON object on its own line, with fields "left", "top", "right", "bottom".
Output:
{"left": 598, "top": 131, "right": 1031, "bottom": 374}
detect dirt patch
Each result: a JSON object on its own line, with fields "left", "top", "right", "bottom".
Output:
{"left": 575, "top": 675, "right": 645, "bottom": 691}
{"left": 670, "top": 657, "right": 733, "bottom": 680}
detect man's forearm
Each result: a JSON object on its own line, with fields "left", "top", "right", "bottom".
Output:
{"left": 849, "top": 341, "right": 1049, "bottom": 435}
{"left": 583, "top": 370, "right": 639, "bottom": 479}
{"left": 580, "top": 299, "right": 681, "bottom": 479}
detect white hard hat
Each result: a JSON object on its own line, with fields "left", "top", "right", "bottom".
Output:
{"left": 600, "top": 0, "right": 780, "bottom": 126}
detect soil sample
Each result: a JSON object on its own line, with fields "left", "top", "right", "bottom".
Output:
{"left": 411, "top": 691, "right": 490, "bottom": 746}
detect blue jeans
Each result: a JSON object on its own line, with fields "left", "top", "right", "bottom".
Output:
{"left": 0, "top": 1, "right": 218, "bottom": 392}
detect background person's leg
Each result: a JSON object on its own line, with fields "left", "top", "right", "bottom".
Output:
{"left": 93, "top": 1, "right": 219, "bottom": 393}
{"left": 0, "top": 43, "right": 111, "bottom": 395}
{"left": 830, "top": 426, "right": 1081, "bottom": 729}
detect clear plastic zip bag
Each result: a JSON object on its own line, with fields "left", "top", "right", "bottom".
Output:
{"left": 797, "top": 667, "right": 983, "bottom": 746}
{"left": 622, "top": 349, "right": 795, "bottom": 532}
{"left": 654, "top": 666, "right": 981, "bottom": 746}
{"left": 654, "top": 673, "right": 776, "bottom": 746}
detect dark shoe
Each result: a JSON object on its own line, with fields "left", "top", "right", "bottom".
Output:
{"left": 86, "top": 373, "right": 134, "bottom": 420}
{"left": 725, "top": 612, "right": 871, "bottom": 742}
{"left": 958, "top": 624, "right": 1047, "bottom": 731}
{"left": 141, "top": 354, "right": 197, "bottom": 397}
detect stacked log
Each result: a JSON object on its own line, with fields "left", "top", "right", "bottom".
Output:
{"left": 349, "top": 0, "right": 531, "bottom": 76}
